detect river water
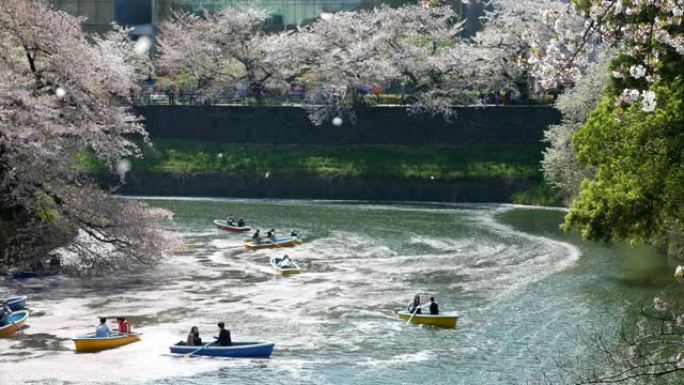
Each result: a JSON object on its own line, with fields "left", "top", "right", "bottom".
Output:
{"left": 0, "top": 199, "right": 675, "bottom": 385}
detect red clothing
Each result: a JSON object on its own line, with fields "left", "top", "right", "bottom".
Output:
{"left": 118, "top": 320, "right": 131, "bottom": 334}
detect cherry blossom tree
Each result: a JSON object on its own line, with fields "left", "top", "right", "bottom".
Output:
{"left": 156, "top": 6, "right": 280, "bottom": 104}
{"left": 527, "top": 0, "right": 684, "bottom": 110}
{"left": 0, "top": 0, "right": 171, "bottom": 275}
{"left": 541, "top": 53, "right": 612, "bottom": 199}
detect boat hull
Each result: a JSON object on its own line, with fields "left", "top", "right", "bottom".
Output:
{"left": 73, "top": 333, "right": 141, "bottom": 353}
{"left": 4, "top": 296, "right": 27, "bottom": 311}
{"left": 214, "top": 220, "right": 251, "bottom": 233}
{"left": 270, "top": 257, "right": 302, "bottom": 275}
{"left": 0, "top": 310, "right": 29, "bottom": 337}
{"left": 169, "top": 341, "right": 275, "bottom": 358}
{"left": 245, "top": 236, "right": 300, "bottom": 250}
{"left": 398, "top": 311, "right": 458, "bottom": 329}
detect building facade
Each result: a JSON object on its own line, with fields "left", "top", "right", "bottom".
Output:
{"left": 51, "top": 0, "right": 469, "bottom": 34}
{"left": 50, "top": 0, "right": 154, "bottom": 35}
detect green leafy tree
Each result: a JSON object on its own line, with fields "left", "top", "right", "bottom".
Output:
{"left": 563, "top": 80, "right": 684, "bottom": 244}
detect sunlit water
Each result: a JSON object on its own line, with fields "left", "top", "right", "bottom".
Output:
{"left": 0, "top": 199, "right": 674, "bottom": 385}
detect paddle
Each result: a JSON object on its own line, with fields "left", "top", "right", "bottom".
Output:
{"left": 405, "top": 303, "right": 426, "bottom": 325}
{"left": 7, "top": 313, "right": 23, "bottom": 335}
{"left": 184, "top": 341, "right": 212, "bottom": 358}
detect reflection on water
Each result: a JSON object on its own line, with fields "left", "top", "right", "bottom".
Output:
{"left": 0, "top": 200, "right": 673, "bottom": 385}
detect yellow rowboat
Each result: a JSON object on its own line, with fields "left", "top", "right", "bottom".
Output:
{"left": 397, "top": 311, "right": 459, "bottom": 329}
{"left": 0, "top": 310, "right": 29, "bottom": 337}
{"left": 244, "top": 236, "right": 300, "bottom": 250}
{"left": 73, "top": 333, "right": 141, "bottom": 353}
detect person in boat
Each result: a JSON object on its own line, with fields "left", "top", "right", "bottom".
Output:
{"left": 290, "top": 229, "right": 298, "bottom": 238}
{"left": 215, "top": 322, "right": 232, "bottom": 346}
{"left": 266, "top": 229, "right": 276, "bottom": 241}
{"left": 251, "top": 229, "right": 261, "bottom": 243}
{"left": 237, "top": 218, "right": 246, "bottom": 227}
{"left": 95, "top": 317, "right": 111, "bottom": 337}
{"left": 226, "top": 215, "right": 236, "bottom": 226}
{"left": 117, "top": 317, "right": 131, "bottom": 334}
{"left": 429, "top": 297, "right": 439, "bottom": 315}
{"left": 186, "top": 326, "right": 202, "bottom": 346}
{"left": 0, "top": 300, "right": 11, "bottom": 327}
{"left": 408, "top": 294, "right": 422, "bottom": 314}
{"left": 279, "top": 254, "right": 292, "bottom": 268}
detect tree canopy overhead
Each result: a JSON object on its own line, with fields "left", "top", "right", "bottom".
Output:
{"left": 0, "top": 0, "right": 172, "bottom": 274}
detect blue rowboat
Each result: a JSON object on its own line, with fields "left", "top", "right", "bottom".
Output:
{"left": 169, "top": 341, "right": 275, "bottom": 358}
{"left": 0, "top": 310, "right": 29, "bottom": 337}
{"left": 3, "top": 296, "right": 27, "bottom": 311}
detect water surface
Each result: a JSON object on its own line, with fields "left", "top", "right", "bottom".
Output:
{"left": 0, "top": 199, "right": 673, "bottom": 385}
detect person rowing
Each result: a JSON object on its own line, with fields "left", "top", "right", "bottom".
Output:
{"left": 237, "top": 218, "right": 246, "bottom": 227}
{"left": 95, "top": 317, "right": 111, "bottom": 337}
{"left": 251, "top": 229, "right": 261, "bottom": 243}
{"left": 266, "top": 229, "right": 276, "bottom": 241}
{"left": 0, "top": 300, "right": 11, "bottom": 327}
{"left": 407, "top": 294, "right": 422, "bottom": 315}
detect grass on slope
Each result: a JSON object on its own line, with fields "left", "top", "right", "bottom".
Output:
{"left": 104, "top": 140, "right": 544, "bottom": 180}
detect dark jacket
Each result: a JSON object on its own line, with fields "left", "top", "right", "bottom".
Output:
{"left": 216, "top": 328, "right": 232, "bottom": 346}
{"left": 429, "top": 302, "right": 439, "bottom": 315}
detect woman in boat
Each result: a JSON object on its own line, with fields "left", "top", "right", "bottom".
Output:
{"left": 117, "top": 317, "right": 131, "bottom": 334}
{"left": 251, "top": 229, "right": 261, "bottom": 243}
{"left": 186, "top": 326, "right": 202, "bottom": 346}
{"left": 408, "top": 294, "right": 422, "bottom": 314}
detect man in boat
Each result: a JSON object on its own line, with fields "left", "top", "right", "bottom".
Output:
{"left": 408, "top": 294, "right": 422, "bottom": 314}
{"left": 266, "top": 229, "right": 276, "bottom": 241}
{"left": 215, "top": 322, "right": 232, "bottom": 346}
{"left": 237, "top": 218, "right": 246, "bottom": 227}
{"left": 95, "top": 317, "right": 111, "bottom": 337}
{"left": 0, "top": 300, "right": 11, "bottom": 326}
{"left": 429, "top": 297, "right": 439, "bottom": 315}
{"left": 117, "top": 317, "right": 131, "bottom": 334}
{"left": 226, "top": 215, "right": 236, "bottom": 226}
{"left": 290, "top": 229, "right": 298, "bottom": 238}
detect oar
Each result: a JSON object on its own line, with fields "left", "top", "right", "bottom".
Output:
{"left": 405, "top": 307, "right": 420, "bottom": 325}
{"left": 184, "top": 341, "right": 212, "bottom": 358}
{"left": 8, "top": 313, "right": 24, "bottom": 335}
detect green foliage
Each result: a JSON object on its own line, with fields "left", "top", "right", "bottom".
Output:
{"left": 512, "top": 181, "right": 564, "bottom": 207}
{"left": 563, "top": 81, "right": 684, "bottom": 243}
{"left": 117, "top": 140, "right": 543, "bottom": 180}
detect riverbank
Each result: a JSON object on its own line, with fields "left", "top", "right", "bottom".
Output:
{"left": 92, "top": 140, "right": 562, "bottom": 205}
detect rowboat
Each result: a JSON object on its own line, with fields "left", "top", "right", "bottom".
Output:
{"left": 169, "top": 341, "right": 275, "bottom": 358}
{"left": 244, "top": 236, "right": 300, "bottom": 250}
{"left": 270, "top": 256, "right": 302, "bottom": 275}
{"left": 3, "top": 295, "right": 27, "bottom": 311}
{"left": 397, "top": 311, "right": 459, "bottom": 329}
{"left": 0, "top": 310, "right": 29, "bottom": 337}
{"left": 214, "top": 220, "right": 251, "bottom": 233}
{"left": 72, "top": 332, "right": 141, "bottom": 353}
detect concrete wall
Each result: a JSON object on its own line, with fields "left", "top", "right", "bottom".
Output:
{"left": 136, "top": 105, "right": 560, "bottom": 146}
